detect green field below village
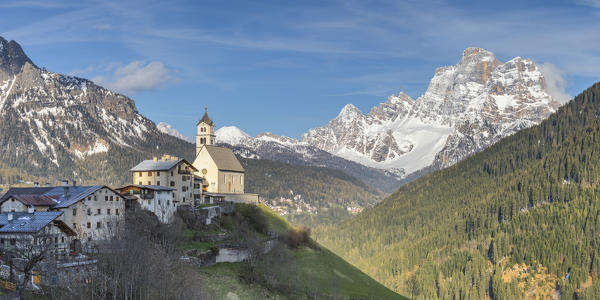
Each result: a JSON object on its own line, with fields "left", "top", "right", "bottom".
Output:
{"left": 185, "top": 204, "right": 405, "bottom": 300}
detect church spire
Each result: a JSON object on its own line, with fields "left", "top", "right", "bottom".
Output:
{"left": 196, "top": 106, "right": 216, "bottom": 155}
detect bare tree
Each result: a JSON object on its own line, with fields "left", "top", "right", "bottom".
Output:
{"left": 2, "top": 232, "right": 58, "bottom": 297}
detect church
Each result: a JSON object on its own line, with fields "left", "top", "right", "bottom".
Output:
{"left": 192, "top": 109, "right": 258, "bottom": 204}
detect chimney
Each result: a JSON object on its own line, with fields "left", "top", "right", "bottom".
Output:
{"left": 7, "top": 213, "right": 12, "bottom": 221}
{"left": 33, "top": 182, "right": 39, "bottom": 187}
{"left": 28, "top": 206, "right": 34, "bottom": 214}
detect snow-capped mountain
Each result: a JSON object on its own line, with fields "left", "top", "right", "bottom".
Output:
{"left": 214, "top": 126, "right": 403, "bottom": 192}
{"left": 301, "top": 48, "right": 561, "bottom": 175}
{"left": 0, "top": 36, "right": 193, "bottom": 183}
{"left": 157, "top": 122, "right": 193, "bottom": 143}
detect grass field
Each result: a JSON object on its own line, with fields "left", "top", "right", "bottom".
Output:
{"left": 194, "top": 203, "right": 406, "bottom": 299}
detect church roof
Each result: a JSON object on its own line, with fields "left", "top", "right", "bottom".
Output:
{"left": 197, "top": 111, "right": 214, "bottom": 126}
{"left": 203, "top": 145, "right": 245, "bottom": 172}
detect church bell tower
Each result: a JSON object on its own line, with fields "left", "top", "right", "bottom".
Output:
{"left": 196, "top": 106, "right": 216, "bottom": 156}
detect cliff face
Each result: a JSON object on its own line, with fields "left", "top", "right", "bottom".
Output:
{"left": 0, "top": 36, "right": 194, "bottom": 184}
{"left": 300, "top": 48, "right": 561, "bottom": 176}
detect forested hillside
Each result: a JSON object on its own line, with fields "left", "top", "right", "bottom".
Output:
{"left": 315, "top": 82, "right": 600, "bottom": 299}
{"left": 241, "top": 158, "right": 383, "bottom": 226}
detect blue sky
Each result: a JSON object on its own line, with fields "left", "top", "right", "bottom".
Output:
{"left": 1, "top": 0, "right": 599, "bottom": 138}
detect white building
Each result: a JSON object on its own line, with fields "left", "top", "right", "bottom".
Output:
{"left": 192, "top": 109, "right": 257, "bottom": 204}
{"left": 130, "top": 154, "right": 197, "bottom": 206}
{"left": 118, "top": 185, "right": 176, "bottom": 223}
{"left": 0, "top": 182, "right": 125, "bottom": 250}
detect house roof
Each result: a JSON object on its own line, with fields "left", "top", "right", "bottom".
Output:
{"left": 0, "top": 187, "right": 54, "bottom": 202}
{"left": 0, "top": 185, "right": 120, "bottom": 209}
{"left": 0, "top": 211, "right": 63, "bottom": 234}
{"left": 7, "top": 194, "right": 58, "bottom": 206}
{"left": 203, "top": 145, "right": 245, "bottom": 172}
{"left": 119, "top": 184, "right": 175, "bottom": 191}
{"left": 129, "top": 158, "right": 198, "bottom": 172}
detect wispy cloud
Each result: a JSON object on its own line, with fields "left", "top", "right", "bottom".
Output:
{"left": 538, "top": 63, "right": 572, "bottom": 103}
{"left": 92, "top": 61, "right": 175, "bottom": 95}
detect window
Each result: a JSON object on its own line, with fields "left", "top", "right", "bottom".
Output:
{"left": 87, "top": 222, "right": 91, "bottom": 229}
{"left": 183, "top": 197, "right": 186, "bottom": 202}
{"left": 72, "top": 208, "right": 77, "bottom": 216}
{"left": 87, "top": 208, "right": 92, "bottom": 216}
{"left": 170, "top": 181, "right": 175, "bottom": 187}
{"left": 73, "top": 223, "right": 76, "bottom": 229}
{"left": 116, "top": 209, "right": 119, "bottom": 215}
{"left": 139, "top": 181, "right": 142, "bottom": 185}
{"left": 158, "top": 200, "right": 161, "bottom": 205}
{"left": 94, "top": 196, "right": 97, "bottom": 201}
{"left": 55, "top": 237, "right": 58, "bottom": 243}
{"left": 96, "top": 222, "right": 101, "bottom": 229}
{"left": 88, "top": 197, "right": 91, "bottom": 201}
{"left": 182, "top": 186, "right": 187, "bottom": 192}
{"left": 148, "top": 181, "right": 151, "bottom": 185}
{"left": 10, "top": 239, "right": 15, "bottom": 246}
{"left": 110, "top": 196, "right": 113, "bottom": 201}
{"left": 171, "top": 171, "right": 173, "bottom": 176}
{"left": 107, "top": 209, "right": 111, "bottom": 215}
{"left": 138, "top": 172, "right": 142, "bottom": 177}
{"left": 11, "top": 199, "right": 14, "bottom": 202}
{"left": 147, "top": 200, "right": 151, "bottom": 205}
{"left": 157, "top": 171, "right": 160, "bottom": 176}
{"left": 148, "top": 171, "right": 152, "bottom": 176}
{"left": 116, "top": 197, "right": 119, "bottom": 201}
{"left": 97, "top": 209, "right": 101, "bottom": 215}
{"left": 157, "top": 181, "right": 160, "bottom": 186}
{"left": 61, "top": 237, "right": 65, "bottom": 243}
{"left": 105, "top": 196, "right": 108, "bottom": 201}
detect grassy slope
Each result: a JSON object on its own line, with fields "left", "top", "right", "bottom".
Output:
{"left": 196, "top": 204, "right": 405, "bottom": 300}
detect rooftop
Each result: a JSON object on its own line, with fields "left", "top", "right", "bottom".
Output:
{"left": 203, "top": 145, "right": 245, "bottom": 172}
{"left": 0, "top": 211, "right": 63, "bottom": 234}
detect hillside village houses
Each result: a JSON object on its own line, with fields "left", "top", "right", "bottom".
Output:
{"left": 0, "top": 183, "right": 125, "bottom": 251}
{"left": 0, "top": 109, "right": 260, "bottom": 287}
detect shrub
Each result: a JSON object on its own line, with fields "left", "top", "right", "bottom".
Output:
{"left": 287, "top": 225, "right": 311, "bottom": 248}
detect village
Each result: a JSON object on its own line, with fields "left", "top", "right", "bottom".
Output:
{"left": 0, "top": 109, "right": 262, "bottom": 294}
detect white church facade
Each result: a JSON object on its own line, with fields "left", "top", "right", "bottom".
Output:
{"left": 192, "top": 109, "right": 258, "bottom": 204}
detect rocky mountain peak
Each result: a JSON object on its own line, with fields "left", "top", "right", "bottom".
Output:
{"left": 0, "top": 37, "right": 36, "bottom": 80}
{"left": 301, "top": 47, "right": 561, "bottom": 178}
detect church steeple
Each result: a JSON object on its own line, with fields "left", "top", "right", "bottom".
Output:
{"left": 196, "top": 106, "right": 216, "bottom": 156}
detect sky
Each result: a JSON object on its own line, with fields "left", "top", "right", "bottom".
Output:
{"left": 1, "top": 0, "right": 599, "bottom": 139}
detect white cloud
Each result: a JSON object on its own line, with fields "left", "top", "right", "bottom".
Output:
{"left": 538, "top": 63, "right": 571, "bottom": 104}
{"left": 93, "top": 61, "right": 174, "bottom": 95}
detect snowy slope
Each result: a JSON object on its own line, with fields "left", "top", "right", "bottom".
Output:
{"left": 157, "top": 122, "right": 193, "bottom": 143}
{"left": 301, "top": 48, "right": 561, "bottom": 175}
{"left": 214, "top": 126, "right": 403, "bottom": 192}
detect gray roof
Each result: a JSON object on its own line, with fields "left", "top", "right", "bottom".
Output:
{"left": 203, "top": 145, "right": 245, "bottom": 172}
{"left": 0, "top": 211, "right": 63, "bottom": 234}
{"left": 130, "top": 158, "right": 182, "bottom": 172}
{"left": 0, "top": 185, "right": 120, "bottom": 209}
{"left": 129, "top": 158, "right": 197, "bottom": 172}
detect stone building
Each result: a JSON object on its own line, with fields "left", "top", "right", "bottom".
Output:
{"left": 130, "top": 154, "right": 197, "bottom": 206}
{"left": 117, "top": 185, "right": 176, "bottom": 223}
{"left": 0, "top": 211, "right": 75, "bottom": 257}
{"left": 0, "top": 183, "right": 125, "bottom": 249}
